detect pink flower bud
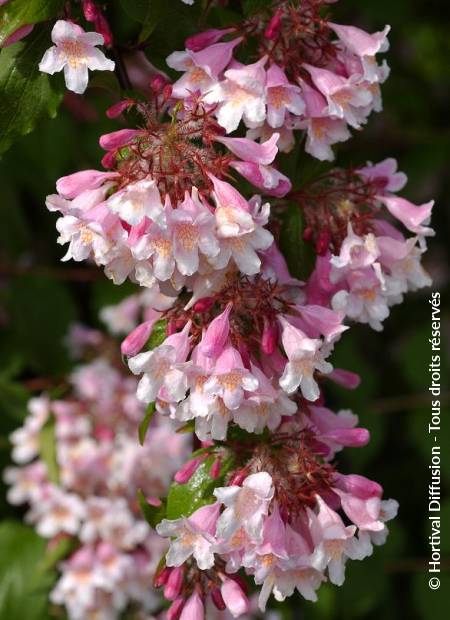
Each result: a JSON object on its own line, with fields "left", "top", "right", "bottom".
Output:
{"left": 101, "top": 151, "right": 115, "bottom": 168}
{"left": 163, "top": 84, "right": 173, "bottom": 101}
{"left": 211, "top": 588, "right": 226, "bottom": 610}
{"left": 150, "top": 74, "right": 168, "bottom": 93}
{"left": 316, "top": 229, "right": 331, "bottom": 255}
{"left": 264, "top": 9, "right": 283, "bottom": 40}
{"left": 93, "top": 425, "right": 114, "bottom": 442}
{"left": 56, "top": 169, "right": 118, "bottom": 199}
{"left": 174, "top": 457, "right": 204, "bottom": 484}
{"left": 328, "top": 368, "right": 361, "bottom": 389}
{"left": 185, "top": 28, "right": 235, "bottom": 52}
{"left": 164, "top": 566, "right": 184, "bottom": 601}
{"left": 324, "top": 427, "right": 370, "bottom": 447}
{"left": 106, "top": 99, "right": 134, "bottom": 119}
{"left": 154, "top": 566, "right": 171, "bottom": 588}
{"left": 229, "top": 470, "right": 246, "bottom": 486}
{"left": 334, "top": 473, "right": 382, "bottom": 499}
{"left": 261, "top": 317, "right": 278, "bottom": 355}
{"left": 221, "top": 579, "right": 250, "bottom": 618}
{"left": 180, "top": 591, "right": 204, "bottom": 620}
{"left": 82, "top": 0, "right": 98, "bottom": 21}
{"left": 99, "top": 128, "right": 139, "bottom": 151}
{"left": 94, "top": 13, "right": 113, "bottom": 47}
{"left": 121, "top": 321, "right": 154, "bottom": 357}
{"left": 210, "top": 458, "right": 222, "bottom": 479}
{"left": 193, "top": 297, "right": 215, "bottom": 313}
{"left": 200, "top": 303, "right": 232, "bottom": 358}
{"left": 167, "top": 597, "right": 185, "bottom": 620}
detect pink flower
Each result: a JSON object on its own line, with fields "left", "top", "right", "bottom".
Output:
{"left": 39, "top": 20, "right": 114, "bottom": 94}
{"left": 265, "top": 63, "right": 305, "bottom": 128}
{"left": 156, "top": 503, "right": 220, "bottom": 570}
{"left": 357, "top": 158, "right": 407, "bottom": 193}
{"left": 107, "top": 179, "right": 163, "bottom": 226}
{"left": 167, "top": 39, "right": 240, "bottom": 98}
{"left": 203, "top": 346, "right": 259, "bottom": 410}
{"left": 377, "top": 195, "right": 435, "bottom": 236}
{"left": 199, "top": 303, "right": 232, "bottom": 358}
{"left": 204, "top": 57, "right": 267, "bottom": 132}
{"left": 279, "top": 317, "right": 332, "bottom": 401}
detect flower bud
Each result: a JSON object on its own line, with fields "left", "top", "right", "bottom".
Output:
{"left": 164, "top": 566, "right": 184, "bottom": 601}
{"left": 211, "top": 588, "right": 226, "bottom": 610}
{"left": 200, "top": 303, "right": 232, "bottom": 358}
{"left": 167, "top": 597, "right": 185, "bottom": 620}
{"left": 193, "top": 297, "right": 215, "bottom": 313}
{"left": 121, "top": 321, "right": 154, "bottom": 357}
{"left": 261, "top": 317, "right": 278, "bottom": 355}
{"left": 106, "top": 99, "right": 134, "bottom": 119}
{"left": 174, "top": 457, "right": 204, "bottom": 484}
{"left": 153, "top": 566, "right": 171, "bottom": 588}
{"left": 210, "top": 457, "right": 222, "bottom": 479}
{"left": 180, "top": 591, "right": 204, "bottom": 620}
{"left": 264, "top": 9, "right": 283, "bottom": 40}
{"left": 185, "top": 28, "right": 234, "bottom": 52}
{"left": 221, "top": 578, "right": 250, "bottom": 618}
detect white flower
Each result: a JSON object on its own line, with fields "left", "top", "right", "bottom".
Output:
{"left": 39, "top": 20, "right": 115, "bottom": 94}
{"left": 214, "top": 472, "right": 274, "bottom": 541}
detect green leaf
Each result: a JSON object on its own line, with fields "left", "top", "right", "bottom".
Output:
{"left": 166, "top": 455, "right": 234, "bottom": 520}
{"left": 39, "top": 416, "right": 59, "bottom": 484}
{"left": 0, "top": 24, "right": 64, "bottom": 156}
{"left": 147, "top": 319, "right": 168, "bottom": 350}
{"left": 120, "top": 0, "right": 165, "bottom": 42}
{"left": 0, "top": 522, "right": 53, "bottom": 620}
{"left": 137, "top": 489, "right": 167, "bottom": 528}
{"left": 0, "top": 0, "right": 64, "bottom": 46}
{"left": 279, "top": 202, "right": 315, "bottom": 280}
{"left": 138, "top": 402, "right": 156, "bottom": 445}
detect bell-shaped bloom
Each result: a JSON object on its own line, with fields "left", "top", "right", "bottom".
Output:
{"left": 230, "top": 160, "right": 292, "bottom": 197}
{"left": 204, "top": 57, "right": 267, "bottom": 133}
{"left": 128, "top": 321, "right": 191, "bottom": 403}
{"left": 278, "top": 317, "right": 332, "bottom": 401}
{"left": 214, "top": 472, "right": 274, "bottom": 541}
{"left": 357, "top": 158, "right": 407, "bottom": 193}
{"left": 215, "top": 133, "right": 279, "bottom": 165}
{"left": 308, "top": 495, "right": 369, "bottom": 586}
{"left": 167, "top": 39, "right": 241, "bottom": 98}
{"left": 56, "top": 169, "right": 119, "bottom": 199}
{"left": 304, "top": 64, "right": 372, "bottom": 129}
{"left": 107, "top": 179, "right": 163, "bottom": 227}
{"left": 156, "top": 502, "right": 220, "bottom": 570}
{"left": 377, "top": 195, "right": 435, "bottom": 236}
{"left": 203, "top": 346, "right": 259, "bottom": 410}
{"left": 329, "top": 23, "right": 390, "bottom": 82}
{"left": 265, "top": 63, "right": 305, "bottom": 128}
{"left": 39, "top": 20, "right": 115, "bottom": 94}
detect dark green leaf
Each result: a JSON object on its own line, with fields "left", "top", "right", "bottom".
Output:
{"left": 279, "top": 202, "right": 315, "bottom": 280}
{"left": 39, "top": 416, "right": 59, "bottom": 484}
{"left": 137, "top": 489, "right": 166, "bottom": 528}
{"left": 0, "top": 0, "right": 64, "bottom": 45}
{"left": 120, "top": 0, "right": 165, "bottom": 41}
{"left": 138, "top": 402, "right": 156, "bottom": 445}
{"left": 147, "top": 319, "right": 168, "bottom": 350}
{"left": 0, "top": 522, "right": 53, "bottom": 620}
{"left": 242, "top": 0, "right": 268, "bottom": 16}
{"left": 0, "top": 25, "right": 64, "bottom": 156}
{"left": 166, "top": 455, "right": 234, "bottom": 520}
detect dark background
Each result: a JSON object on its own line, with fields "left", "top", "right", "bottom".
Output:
{"left": 0, "top": 1, "right": 449, "bottom": 618}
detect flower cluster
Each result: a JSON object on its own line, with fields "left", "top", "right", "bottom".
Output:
{"left": 39, "top": 1, "right": 436, "bottom": 617}
{"left": 168, "top": 0, "right": 390, "bottom": 160}
{"left": 5, "top": 320, "right": 190, "bottom": 620}
{"left": 156, "top": 460, "right": 398, "bottom": 616}
{"left": 300, "top": 158, "right": 434, "bottom": 330}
